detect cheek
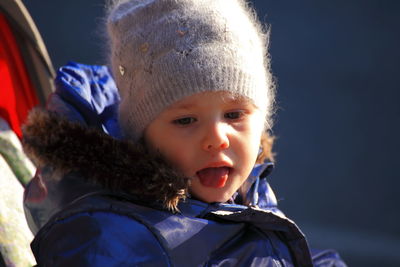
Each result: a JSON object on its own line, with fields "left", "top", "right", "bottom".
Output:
{"left": 149, "top": 134, "right": 193, "bottom": 174}
{"left": 239, "top": 131, "right": 264, "bottom": 175}
{"left": 244, "top": 137, "right": 261, "bottom": 172}
{"left": 243, "top": 119, "right": 264, "bottom": 158}
{"left": 252, "top": 114, "right": 265, "bottom": 145}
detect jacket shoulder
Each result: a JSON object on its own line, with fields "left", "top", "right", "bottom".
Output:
{"left": 32, "top": 195, "right": 170, "bottom": 266}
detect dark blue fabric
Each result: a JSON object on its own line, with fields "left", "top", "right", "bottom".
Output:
{"left": 31, "top": 191, "right": 346, "bottom": 266}
{"left": 31, "top": 193, "right": 312, "bottom": 267}
{"left": 33, "top": 211, "right": 169, "bottom": 266}
{"left": 310, "top": 249, "right": 347, "bottom": 267}
{"left": 52, "top": 62, "right": 121, "bottom": 138}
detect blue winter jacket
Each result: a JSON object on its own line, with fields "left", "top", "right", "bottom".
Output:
{"left": 22, "top": 62, "right": 346, "bottom": 266}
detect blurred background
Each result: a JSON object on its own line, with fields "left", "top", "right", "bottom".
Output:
{"left": 23, "top": 0, "right": 400, "bottom": 266}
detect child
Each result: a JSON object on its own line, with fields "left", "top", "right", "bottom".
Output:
{"left": 22, "top": 0, "right": 346, "bottom": 266}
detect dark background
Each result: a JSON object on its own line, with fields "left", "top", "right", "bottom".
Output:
{"left": 23, "top": 0, "right": 400, "bottom": 266}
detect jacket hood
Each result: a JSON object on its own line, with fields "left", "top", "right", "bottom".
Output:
{"left": 22, "top": 108, "right": 189, "bottom": 211}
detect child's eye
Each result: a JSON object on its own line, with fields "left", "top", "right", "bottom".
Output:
{"left": 172, "top": 117, "right": 197, "bottom": 125}
{"left": 224, "top": 111, "right": 244, "bottom": 120}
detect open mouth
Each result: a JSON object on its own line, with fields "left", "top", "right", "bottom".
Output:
{"left": 196, "top": 167, "right": 232, "bottom": 188}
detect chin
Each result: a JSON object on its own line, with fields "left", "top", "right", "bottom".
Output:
{"left": 191, "top": 190, "right": 234, "bottom": 204}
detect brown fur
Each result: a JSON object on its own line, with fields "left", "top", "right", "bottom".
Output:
{"left": 256, "top": 131, "right": 275, "bottom": 164}
{"left": 22, "top": 109, "right": 189, "bottom": 212}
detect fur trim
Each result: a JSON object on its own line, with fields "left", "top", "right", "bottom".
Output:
{"left": 22, "top": 109, "right": 189, "bottom": 212}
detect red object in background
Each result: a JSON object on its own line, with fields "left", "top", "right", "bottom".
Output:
{"left": 0, "top": 13, "right": 38, "bottom": 138}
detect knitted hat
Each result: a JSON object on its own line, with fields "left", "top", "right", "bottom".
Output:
{"left": 107, "top": 0, "right": 273, "bottom": 141}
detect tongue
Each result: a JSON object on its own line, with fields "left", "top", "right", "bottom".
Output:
{"left": 197, "top": 167, "right": 230, "bottom": 188}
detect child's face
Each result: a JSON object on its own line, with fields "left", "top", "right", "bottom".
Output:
{"left": 144, "top": 91, "right": 265, "bottom": 203}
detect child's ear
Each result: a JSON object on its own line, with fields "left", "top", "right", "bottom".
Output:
{"left": 256, "top": 131, "right": 275, "bottom": 164}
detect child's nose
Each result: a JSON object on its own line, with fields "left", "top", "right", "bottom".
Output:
{"left": 201, "top": 122, "right": 230, "bottom": 152}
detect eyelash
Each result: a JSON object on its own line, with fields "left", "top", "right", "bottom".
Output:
{"left": 172, "top": 111, "right": 245, "bottom": 126}
{"left": 172, "top": 117, "right": 197, "bottom": 126}
{"left": 224, "top": 111, "right": 245, "bottom": 120}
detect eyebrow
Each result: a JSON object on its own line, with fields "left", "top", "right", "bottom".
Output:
{"left": 220, "top": 94, "right": 256, "bottom": 108}
{"left": 168, "top": 103, "right": 195, "bottom": 111}
{"left": 223, "top": 95, "right": 252, "bottom": 104}
{"left": 166, "top": 93, "right": 255, "bottom": 111}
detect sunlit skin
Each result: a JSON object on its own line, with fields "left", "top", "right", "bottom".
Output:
{"left": 144, "top": 91, "right": 265, "bottom": 203}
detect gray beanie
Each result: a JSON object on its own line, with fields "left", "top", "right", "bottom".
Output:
{"left": 107, "top": 0, "right": 273, "bottom": 141}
